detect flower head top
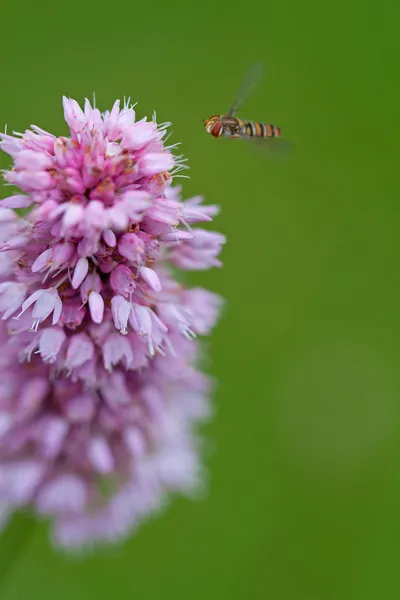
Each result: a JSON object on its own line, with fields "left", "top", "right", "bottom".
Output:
{"left": 0, "top": 97, "right": 225, "bottom": 382}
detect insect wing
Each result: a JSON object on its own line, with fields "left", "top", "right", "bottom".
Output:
{"left": 227, "top": 63, "right": 263, "bottom": 117}
{"left": 249, "top": 136, "right": 294, "bottom": 160}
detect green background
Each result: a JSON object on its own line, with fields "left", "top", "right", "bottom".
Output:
{"left": 0, "top": 0, "right": 399, "bottom": 597}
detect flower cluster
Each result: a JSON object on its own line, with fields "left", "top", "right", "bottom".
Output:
{"left": 0, "top": 97, "right": 225, "bottom": 549}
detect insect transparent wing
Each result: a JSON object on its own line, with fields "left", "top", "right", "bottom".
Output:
{"left": 227, "top": 63, "right": 264, "bottom": 117}
{"left": 249, "top": 136, "right": 295, "bottom": 160}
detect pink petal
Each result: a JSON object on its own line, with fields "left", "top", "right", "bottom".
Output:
{"left": 0, "top": 414, "right": 12, "bottom": 438}
{"left": 0, "top": 235, "right": 31, "bottom": 252}
{"left": 80, "top": 271, "right": 102, "bottom": 302}
{"left": 37, "top": 474, "right": 87, "bottom": 515}
{"left": 0, "top": 195, "right": 32, "bottom": 209}
{"left": 40, "top": 417, "right": 68, "bottom": 458}
{"left": 14, "top": 149, "right": 53, "bottom": 171}
{"left": 124, "top": 427, "right": 147, "bottom": 456}
{"left": 20, "top": 289, "right": 45, "bottom": 313}
{"left": 111, "top": 295, "right": 131, "bottom": 334}
{"left": 138, "top": 152, "right": 174, "bottom": 176}
{"left": 71, "top": 257, "right": 89, "bottom": 289}
{"left": 103, "top": 333, "right": 134, "bottom": 371}
{"left": 51, "top": 242, "right": 75, "bottom": 267}
{"left": 132, "top": 304, "right": 152, "bottom": 336}
{"left": 88, "top": 436, "right": 114, "bottom": 473}
{"left": 64, "top": 394, "right": 96, "bottom": 422}
{"left": 31, "top": 248, "right": 52, "bottom": 273}
{"left": 140, "top": 266, "right": 162, "bottom": 292}
{"left": 7, "top": 170, "right": 53, "bottom": 191}
{"left": 63, "top": 96, "right": 86, "bottom": 133}
{"left": 118, "top": 233, "right": 145, "bottom": 261}
{"left": 88, "top": 291, "right": 104, "bottom": 324}
{"left": 110, "top": 264, "right": 136, "bottom": 297}
{"left": 18, "top": 377, "right": 49, "bottom": 418}
{"left": 52, "top": 295, "right": 63, "bottom": 325}
{"left": 0, "top": 461, "right": 45, "bottom": 504}
{"left": 102, "top": 229, "right": 117, "bottom": 248}
{"left": 62, "top": 203, "right": 84, "bottom": 230}
{"left": 122, "top": 122, "right": 159, "bottom": 150}
{"left": 159, "top": 230, "right": 193, "bottom": 242}
{"left": 39, "top": 327, "right": 66, "bottom": 362}
{"left": 65, "top": 333, "right": 94, "bottom": 370}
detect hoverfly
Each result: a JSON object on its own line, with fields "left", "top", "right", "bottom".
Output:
{"left": 203, "top": 64, "right": 291, "bottom": 156}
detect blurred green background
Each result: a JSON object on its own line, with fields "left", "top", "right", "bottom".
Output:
{"left": 0, "top": 0, "right": 399, "bottom": 597}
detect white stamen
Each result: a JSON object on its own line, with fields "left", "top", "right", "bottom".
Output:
{"left": 163, "top": 130, "right": 174, "bottom": 143}
{"left": 30, "top": 319, "right": 41, "bottom": 333}
{"left": 180, "top": 218, "right": 192, "bottom": 232}
{"left": 165, "top": 142, "right": 181, "bottom": 150}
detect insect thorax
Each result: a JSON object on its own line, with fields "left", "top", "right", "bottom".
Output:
{"left": 221, "top": 116, "right": 241, "bottom": 136}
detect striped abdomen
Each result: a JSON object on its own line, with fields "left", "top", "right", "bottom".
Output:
{"left": 241, "top": 120, "right": 281, "bottom": 138}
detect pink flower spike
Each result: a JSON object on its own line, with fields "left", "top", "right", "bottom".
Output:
{"left": 72, "top": 258, "right": 89, "bottom": 289}
{"left": 0, "top": 95, "right": 225, "bottom": 551}
{"left": 140, "top": 266, "right": 161, "bottom": 292}
{"left": 111, "top": 295, "right": 131, "bottom": 334}
{"left": 88, "top": 291, "right": 104, "bottom": 324}
{"left": 0, "top": 195, "right": 32, "bottom": 209}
